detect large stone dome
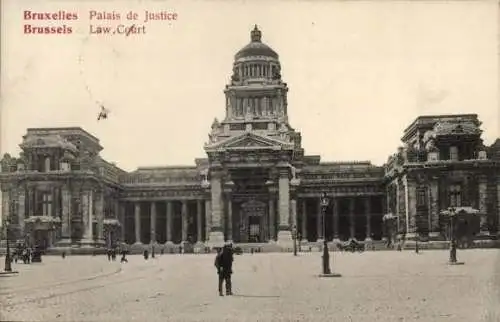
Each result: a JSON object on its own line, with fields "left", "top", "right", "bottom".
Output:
{"left": 235, "top": 25, "right": 279, "bottom": 60}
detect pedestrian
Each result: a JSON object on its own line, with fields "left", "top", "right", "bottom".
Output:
{"left": 214, "top": 243, "right": 234, "bottom": 296}
{"left": 120, "top": 249, "right": 128, "bottom": 263}
{"left": 107, "top": 249, "right": 112, "bottom": 261}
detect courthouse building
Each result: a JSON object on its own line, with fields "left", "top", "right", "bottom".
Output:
{"left": 1, "top": 26, "right": 500, "bottom": 251}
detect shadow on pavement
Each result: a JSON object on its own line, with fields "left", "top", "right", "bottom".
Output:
{"left": 231, "top": 294, "right": 280, "bottom": 298}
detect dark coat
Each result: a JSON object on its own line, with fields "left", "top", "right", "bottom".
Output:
{"left": 215, "top": 246, "right": 234, "bottom": 275}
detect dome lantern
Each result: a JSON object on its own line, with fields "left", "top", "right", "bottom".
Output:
{"left": 250, "top": 25, "right": 262, "bottom": 42}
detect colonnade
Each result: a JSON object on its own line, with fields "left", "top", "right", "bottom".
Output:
{"left": 120, "top": 194, "right": 384, "bottom": 245}
{"left": 124, "top": 199, "right": 207, "bottom": 245}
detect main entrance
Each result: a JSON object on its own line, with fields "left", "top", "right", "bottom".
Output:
{"left": 237, "top": 199, "right": 267, "bottom": 243}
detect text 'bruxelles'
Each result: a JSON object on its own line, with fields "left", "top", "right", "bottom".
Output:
{"left": 22, "top": 10, "right": 178, "bottom": 36}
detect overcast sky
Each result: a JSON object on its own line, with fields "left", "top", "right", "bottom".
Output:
{"left": 1, "top": 0, "right": 498, "bottom": 171}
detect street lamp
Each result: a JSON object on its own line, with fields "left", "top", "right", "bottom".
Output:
{"left": 320, "top": 193, "right": 331, "bottom": 274}
{"left": 292, "top": 225, "right": 297, "bottom": 256}
{"left": 318, "top": 192, "right": 341, "bottom": 278}
{"left": 4, "top": 218, "right": 12, "bottom": 272}
{"left": 448, "top": 207, "right": 458, "bottom": 264}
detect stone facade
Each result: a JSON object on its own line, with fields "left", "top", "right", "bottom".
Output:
{"left": 1, "top": 26, "right": 499, "bottom": 251}
{"left": 385, "top": 114, "right": 500, "bottom": 242}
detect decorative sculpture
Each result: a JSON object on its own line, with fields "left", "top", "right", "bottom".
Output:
{"left": 1, "top": 154, "right": 12, "bottom": 172}
{"left": 290, "top": 165, "right": 297, "bottom": 180}
{"left": 209, "top": 118, "right": 221, "bottom": 143}
{"left": 272, "top": 66, "right": 281, "bottom": 80}
{"left": 231, "top": 66, "right": 240, "bottom": 82}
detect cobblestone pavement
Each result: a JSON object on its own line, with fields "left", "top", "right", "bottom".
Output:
{"left": 1, "top": 249, "right": 499, "bottom": 322}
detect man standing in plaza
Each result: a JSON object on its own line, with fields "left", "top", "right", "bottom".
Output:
{"left": 214, "top": 243, "right": 234, "bottom": 296}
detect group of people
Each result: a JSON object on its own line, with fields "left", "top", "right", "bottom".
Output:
{"left": 13, "top": 244, "right": 41, "bottom": 264}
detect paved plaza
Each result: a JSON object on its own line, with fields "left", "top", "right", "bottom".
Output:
{"left": 0, "top": 250, "right": 499, "bottom": 322}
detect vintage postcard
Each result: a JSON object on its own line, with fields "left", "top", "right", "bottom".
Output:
{"left": 0, "top": 0, "right": 499, "bottom": 321}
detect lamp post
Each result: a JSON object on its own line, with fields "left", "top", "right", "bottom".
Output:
{"left": 318, "top": 193, "right": 341, "bottom": 278}
{"left": 4, "top": 217, "right": 12, "bottom": 272}
{"left": 448, "top": 207, "right": 458, "bottom": 264}
{"left": 292, "top": 225, "right": 297, "bottom": 256}
{"left": 319, "top": 192, "right": 341, "bottom": 277}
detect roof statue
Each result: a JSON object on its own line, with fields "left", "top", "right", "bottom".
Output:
{"left": 209, "top": 118, "right": 221, "bottom": 143}
{"left": 211, "top": 118, "right": 220, "bottom": 129}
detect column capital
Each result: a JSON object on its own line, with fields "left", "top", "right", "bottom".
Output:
{"left": 209, "top": 166, "right": 224, "bottom": 176}
{"left": 276, "top": 166, "right": 290, "bottom": 177}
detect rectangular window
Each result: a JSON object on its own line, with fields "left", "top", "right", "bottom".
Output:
{"left": 416, "top": 188, "right": 427, "bottom": 207}
{"left": 449, "top": 146, "right": 459, "bottom": 161}
{"left": 449, "top": 184, "right": 461, "bottom": 207}
{"left": 42, "top": 192, "right": 53, "bottom": 216}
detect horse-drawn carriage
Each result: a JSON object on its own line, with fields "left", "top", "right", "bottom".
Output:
{"left": 336, "top": 239, "right": 365, "bottom": 253}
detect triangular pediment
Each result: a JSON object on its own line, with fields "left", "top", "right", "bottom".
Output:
{"left": 205, "top": 132, "right": 293, "bottom": 151}
{"left": 228, "top": 136, "right": 274, "bottom": 148}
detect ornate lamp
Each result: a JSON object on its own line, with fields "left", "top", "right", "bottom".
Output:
{"left": 4, "top": 217, "right": 12, "bottom": 272}
{"left": 320, "top": 193, "right": 330, "bottom": 275}
{"left": 317, "top": 192, "right": 341, "bottom": 278}
{"left": 447, "top": 207, "right": 458, "bottom": 264}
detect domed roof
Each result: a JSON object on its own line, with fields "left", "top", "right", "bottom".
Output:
{"left": 235, "top": 25, "right": 278, "bottom": 60}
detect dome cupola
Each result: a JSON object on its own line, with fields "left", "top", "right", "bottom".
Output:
{"left": 235, "top": 25, "right": 279, "bottom": 61}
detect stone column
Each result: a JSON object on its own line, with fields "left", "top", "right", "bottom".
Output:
{"left": 277, "top": 167, "right": 292, "bottom": 244}
{"left": 81, "top": 190, "right": 92, "bottom": 244}
{"left": 18, "top": 188, "right": 26, "bottom": 234}
{"left": 96, "top": 190, "right": 104, "bottom": 244}
{"left": 395, "top": 180, "right": 401, "bottom": 235}
{"left": 28, "top": 187, "right": 34, "bottom": 218}
{"left": 290, "top": 198, "right": 297, "bottom": 229}
{"left": 497, "top": 176, "right": 500, "bottom": 238}
{"left": 301, "top": 199, "right": 307, "bottom": 242}
{"left": 60, "top": 186, "right": 71, "bottom": 244}
{"left": 478, "top": 175, "right": 489, "bottom": 235}
{"left": 204, "top": 199, "right": 211, "bottom": 242}
{"left": 119, "top": 202, "right": 125, "bottom": 243}
{"left": 150, "top": 201, "right": 157, "bottom": 244}
{"left": 365, "top": 196, "right": 372, "bottom": 241}
{"left": 403, "top": 175, "right": 417, "bottom": 239}
{"left": 1, "top": 190, "right": 10, "bottom": 228}
{"left": 349, "top": 197, "right": 355, "bottom": 239}
{"left": 262, "top": 202, "right": 268, "bottom": 241}
{"left": 50, "top": 187, "right": 56, "bottom": 217}
{"left": 316, "top": 197, "right": 323, "bottom": 241}
{"left": 89, "top": 190, "right": 94, "bottom": 241}
{"left": 208, "top": 171, "right": 224, "bottom": 244}
{"left": 429, "top": 179, "right": 440, "bottom": 239}
{"left": 181, "top": 200, "right": 188, "bottom": 242}
{"left": 166, "top": 201, "right": 173, "bottom": 244}
{"left": 226, "top": 196, "right": 233, "bottom": 242}
{"left": 333, "top": 198, "right": 340, "bottom": 242}
{"left": 408, "top": 180, "right": 417, "bottom": 239}
{"left": 196, "top": 199, "right": 203, "bottom": 243}
{"left": 134, "top": 202, "right": 141, "bottom": 244}
{"left": 268, "top": 196, "right": 275, "bottom": 241}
